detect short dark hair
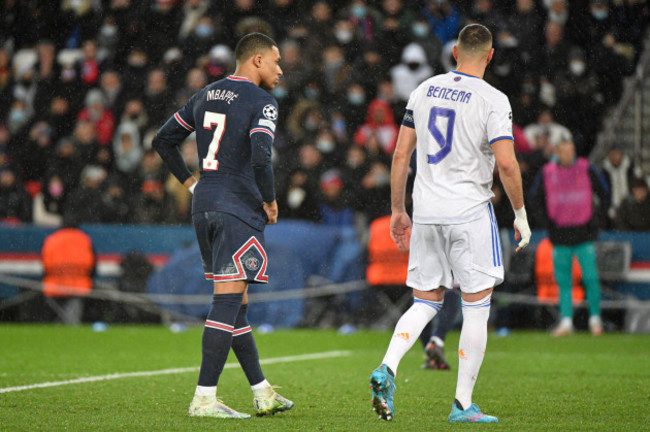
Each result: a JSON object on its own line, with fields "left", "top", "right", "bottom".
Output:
{"left": 235, "top": 33, "right": 277, "bottom": 62}
{"left": 457, "top": 24, "right": 492, "bottom": 54}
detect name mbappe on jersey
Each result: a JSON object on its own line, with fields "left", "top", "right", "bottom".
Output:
{"left": 171, "top": 75, "right": 278, "bottom": 230}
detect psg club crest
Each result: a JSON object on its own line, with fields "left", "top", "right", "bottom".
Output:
{"left": 244, "top": 256, "right": 260, "bottom": 271}
{"left": 263, "top": 104, "right": 278, "bottom": 121}
{"left": 454, "top": 76, "right": 461, "bottom": 82}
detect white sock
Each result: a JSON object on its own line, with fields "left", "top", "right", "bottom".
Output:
{"left": 430, "top": 335, "right": 444, "bottom": 348}
{"left": 455, "top": 294, "right": 491, "bottom": 410}
{"left": 559, "top": 317, "right": 573, "bottom": 329}
{"left": 251, "top": 379, "right": 271, "bottom": 395}
{"left": 195, "top": 385, "right": 216, "bottom": 397}
{"left": 381, "top": 299, "right": 442, "bottom": 375}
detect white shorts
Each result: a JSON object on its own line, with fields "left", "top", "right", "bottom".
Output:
{"left": 406, "top": 203, "right": 504, "bottom": 294}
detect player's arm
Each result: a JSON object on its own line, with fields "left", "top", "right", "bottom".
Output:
{"left": 152, "top": 102, "right": 198, "bottom": 193}
{"left": 250, "top": 100, "right": 279, "bottom": 224}
{"left": 390, "top": 124, "right": 417, "bottom": 252}
{"left": 492, "top": 139, "right": 530, "bottom": 251}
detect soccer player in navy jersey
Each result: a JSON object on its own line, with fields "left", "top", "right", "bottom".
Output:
{"left": 153, "top": 33, "right": 293, "bottom": 419}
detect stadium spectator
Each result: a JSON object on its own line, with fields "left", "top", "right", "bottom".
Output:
{"left": 0, "top": 48, "right": 12, "bottom": 120}
{"left": 507, "top": 0, "right": 544, "bottom": 73}
{"left": 142, "top": 68, "right": 174, "bottom": 129}
{"left": 340, "top": 82, "right": 368, "bottom": 136}
{"left": 77, "top": 89, "right": 115, "bottom": 146}
{"left": 523, "top": 107, "right": 572, "bottom": 153}
{"left": 7, "top": 99, "right": 30, "bottom": 136}
{"left": 143, "top": 0, "right": 182, "bottom": 64}
{"left": 540, "top": 20, "right": 572, "bottom": 80}
{"left": 468, "top": 0, "right": 507, "bottom": 36}
{"left": 377, "top": 0, "right": 415, "bottom": 67}
{"left": 420, "top": 0, "right": 461, "bottom": 45}
{"left": 62, "top": 165, "right": 108, "bottom": 226}
{"left": 182, "top": 16, "right": 222, "bottom": 64}
{"left": 319, "top": 169, "right": 355, "bottom": 227}
{"left": 102, "top": 175, "right": 132, "bottom": 224}
{"left": 33, "top": 174, "right": 65, "bottom": 227}
{"left": 530, "top": 138, "right": 610, "bottom": 336}
{"left": 615, "top": 177, "right": 650, "bottom": 231}
{"left": 202, "top": 44, "right": 234, "bottom": 84}
{"left": 553, "top": 47, "right": 604, "bottom": 152}
{"left": 544, "top": 0, "right": 569, "bottom": 26}
{"left": 174, "top": 68, "right": 207, "bottom": 108}
{"left": 133, "top": 178, "right": 178, "bottom": 225}
{"left": 0, "top": 166, "right": 32, "bottom": 223}
{"left": 122, "top": 48, "right": 149, "bottom": 96}
{"left": 47, "top": 138, "right": 83, "bottom": 195}
{"left": 32, "top": 40, "right": 59, "bottom": 118}
{"left": 76, "top": 39, "right": 103, "bottom": 88}
{"left": 47, "top": 96, "right": 76, "bottom": 144}
{"left": 17, "top": 121, "right": 55, "bottom": 183}
{"left": 351, "top": 43, "right": 390, "bottom": 98}
{"left": 178, "top": 0, "right": 212, "bottom": 42}
{"left": 277, "top": 167, "right": 322, "bottom": 222}
{"left": 342, "top": 0, "right": 384, "bottom": 44}
{"left": 601, "top": 146, "right": 641, "bottom": 224}
{"left": 267, "top": 0, "right": 300, "bottom": 42}
{"left": 320, "top": 45, "right": 353, "bottom": 104}
{"left": 354, "top": 98, "right": 399, "bottom": 156}
{"left": 390, "top": 42, "right": 434, "bottom": 103}
{"left": 113, "top": 122, "right": 143, "bottom": 180}
{"left": 120, "top": 98, "right": 149, "bottom": 136}
{"left": 99, "top": 70, "right": 127, "bottom": 121}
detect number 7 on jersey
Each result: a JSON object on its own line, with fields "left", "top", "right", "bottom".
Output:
{"left": 203, "top": 111, "right": 226, "bottom": 171}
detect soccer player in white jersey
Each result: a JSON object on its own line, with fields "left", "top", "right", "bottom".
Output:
{"left": 369, "top": 24, "right": 531, "bottom": 424}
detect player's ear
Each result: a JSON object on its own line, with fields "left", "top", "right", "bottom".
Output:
{"left": 452, "top": 45, "right": 458, "bottom": 61}
{"left": 254, "top": 54, "right": 263, "bottom": 68}
{"left": 486, "top": 48, "right": 494, "bottom": 65}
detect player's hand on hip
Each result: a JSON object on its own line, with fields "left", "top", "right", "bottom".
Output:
{"left": 263, "top": 200, "right": 279, "bottom": 225}
{"left": 513, "top": 206, "right": 531, "bottom": 252}
{"left": 390, "top": 211, "right": 412, "bottom": 252}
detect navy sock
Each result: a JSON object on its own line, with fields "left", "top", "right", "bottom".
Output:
{"left": 230, "top": 304, "right": 265, "bottom": 386}
{"left": 197, "top": 293, "right": 243, "bottom": 387}
{"left": 433, "top": 289, "right": 461, "bottom": 342}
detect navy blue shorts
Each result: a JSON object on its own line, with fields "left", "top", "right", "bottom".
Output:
{"left": 192, "top": 211, "right": 268, "bottom": 284}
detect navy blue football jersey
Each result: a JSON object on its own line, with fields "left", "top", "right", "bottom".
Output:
{"left": 157, "top": 75, "right": 278, "bottom": 230}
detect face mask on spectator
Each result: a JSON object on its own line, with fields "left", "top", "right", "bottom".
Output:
{"left": 316, "top": 139, "right": 335, "bottom": 153}
{"left": 335, "top": 29, "right": 353, "bottom": 44}
{"left": 48, "top": 180, "right": 64, "bottom": 198}
{"left": 352, "top": 5, "right": 367, "bottom": 18}
{"left": 272, "top": 86, "right": 288, "bottom": 99}
{"left": 304, "top": 87, "right": 319, "bottom": 100}
{"left": 9, "top": 109, "right": 25, "bottom": 124}
{"left": 100, "top": 24, "right": 118, "bottom": 38}
{"left": 548, "top": 10, "right": 568, "bottom": 24}
{"left": 347, "top": 92, "right": 365, "bottom": 105}
{"left": 303, "top": 119, "right": 318, "bottom": 131}
{"left": 569, "top": 60, "right": 586, "bottom": 76}
{"left": 195, "top": 24, "right": 214, "bottom": 38}
{"left": 412, "top": 23, "right": 429, "bottom": 38}
{"left": 591, "top": 9, "right": 608, "bottom": 20}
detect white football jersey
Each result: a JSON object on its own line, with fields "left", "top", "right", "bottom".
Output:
{"left": 403, "top": 70, "right": 513, "bottom": 224}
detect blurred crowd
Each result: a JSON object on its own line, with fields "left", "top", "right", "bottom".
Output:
{"left": 0, "top": 0, "right": 649, "bottom": 231}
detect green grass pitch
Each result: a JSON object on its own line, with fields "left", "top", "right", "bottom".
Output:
{"left": 0, "top": 325, "right": 648, "bottom": 431}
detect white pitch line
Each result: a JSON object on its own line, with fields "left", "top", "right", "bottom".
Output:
{"left": 0, "top": 350, "right": 351, "bottom": 394}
